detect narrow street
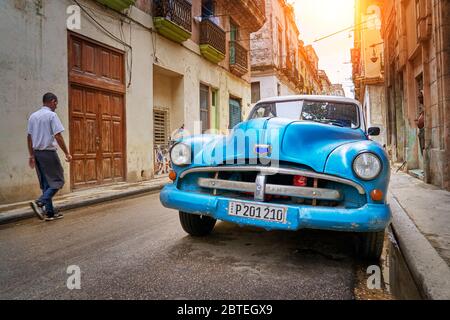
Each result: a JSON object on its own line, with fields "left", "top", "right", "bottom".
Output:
{"left": 1, "top": 0, "right": 449, "bottom": 302}
{"left": 0, "top": 192, "right": 379, "bottom": 300}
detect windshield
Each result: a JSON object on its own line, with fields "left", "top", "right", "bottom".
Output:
{"left": 250, "top": 100, "right": 360, "bottom": 129}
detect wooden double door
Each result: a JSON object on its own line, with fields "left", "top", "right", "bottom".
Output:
{"left": 68, "top": 32, "right": 126, "bottom": 189}
{"left": 69, "top": 86, "right": 125, "bottom": 188}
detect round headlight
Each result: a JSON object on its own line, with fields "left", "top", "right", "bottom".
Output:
{"left": 170, "top": 143, "right": 191, "bottom": 166}
{"left": 352, "top": 152, "right": 382, "bottom": 180}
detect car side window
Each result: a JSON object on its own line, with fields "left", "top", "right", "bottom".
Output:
{"left": 251, "top": 103, "right": 275, "bottom": 119}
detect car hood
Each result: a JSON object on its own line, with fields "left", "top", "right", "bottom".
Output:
{"left": 198, "top": 118, "right": 367, "bottom": 173}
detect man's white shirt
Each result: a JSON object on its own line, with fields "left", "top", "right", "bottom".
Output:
{"left": 28, "top": 107, "right": 65, "bottom": 151}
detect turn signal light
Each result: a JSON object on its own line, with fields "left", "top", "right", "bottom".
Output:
{"left": 293, "top": 175, "right": 308, "bottom": 187}
{"left": 370, "top": 189, "right": 384, "bottom": 201}
{"left": 169, "top": 170, "right": 177, "bottom": 181}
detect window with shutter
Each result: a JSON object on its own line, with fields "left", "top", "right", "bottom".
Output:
{"left": 153, "top": 109, "right": 169, "bottom": 146}
{"left": 211, "top": 89, "right": 219, "bottom": 130}
{"left": 200, "top": 84, "right": 210, "bottom": 133}
{"left": 229, "top": 98, "right": 242, "bottom": 129}
{"left": 153, "top": 108, "right": 171, "bottom": 176}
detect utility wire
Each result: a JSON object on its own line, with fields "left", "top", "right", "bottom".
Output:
{"left": 73, "top": 0, "right": 132, "bottom": 49}
{"left": 313, "top": 16, "right": 378, "bottom": 43}
{"left": 119, "top": 19, "right": 133, "bottom": 88}
{"left": 72, "top": 0, "right": 133, "bottom": 86}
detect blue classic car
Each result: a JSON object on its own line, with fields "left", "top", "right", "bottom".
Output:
{"left": 160, "top": 95, "right": 391, "bottom": 259}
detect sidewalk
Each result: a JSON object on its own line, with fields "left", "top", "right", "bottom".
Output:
{"left": 0, "top": 177, "right": 170, "bottom": 225}
{"left": 388, "top": 170, "right": 450, "bottom": 299}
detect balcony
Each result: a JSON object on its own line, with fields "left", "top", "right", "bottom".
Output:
{"left": 96, "top": 0, "right": 136, "bottom": 11}
{"left": 223, "top": 0, "right": 266, "bottom": 33}
{"left": 153, "top": 0, "right": 192, "bottom": 43}
{"left": 200, "top": 19, "right": 226, "bottom": 64}
{"left": 229, "top": 41, "right": 249, "bottom": 76}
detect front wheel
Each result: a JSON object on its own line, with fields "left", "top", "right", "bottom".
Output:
{"left": 357, "top": 230, "right": 385, "bottom": 260}
{"left": 179, "top": 211, "right": 216, "bottom": 236}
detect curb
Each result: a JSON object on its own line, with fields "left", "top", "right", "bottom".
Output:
{"left": 0, "top": 182, "right": 167, "bottom": 226}
{"left": 388, "top": 193, "right": 450, "bottom": 300}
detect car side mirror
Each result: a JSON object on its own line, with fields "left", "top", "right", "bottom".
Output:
{"left": 368, "top": 127, "right": 381, "bottom": 136}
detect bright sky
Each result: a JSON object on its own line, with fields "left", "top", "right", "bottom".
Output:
{"left": 291, "top": 0, "right": 355, "bottom": 97}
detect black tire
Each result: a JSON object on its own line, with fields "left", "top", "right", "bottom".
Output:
{"left": 179, "top": 211, "right": 216, "bottom": 237}
{"left": 357, "top": 230, "right": 385, "bottom": 261}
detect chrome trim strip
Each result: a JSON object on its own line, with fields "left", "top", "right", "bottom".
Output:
{"left": 198, "top": 178, "right": 343, "bottom": 201}
{"left": 180, "top": 166, "right": 366, "bottom": 195}
{"left": 199, "top": 179, "right": 255, "bottom": 193}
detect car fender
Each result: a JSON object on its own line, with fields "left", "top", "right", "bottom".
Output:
{"left": 324, "top": 141, "right": 390, "bottom": 203}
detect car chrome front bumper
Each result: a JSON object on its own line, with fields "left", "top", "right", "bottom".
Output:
{"left": 160, "top": 184, "right": 391, "bottom": 233}
{"left": 197, "top": 177, "right": 342, "bottom": 201}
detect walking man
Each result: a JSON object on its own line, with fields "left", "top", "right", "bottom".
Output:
{"left": 27, "top": 93, "right": 72, "bottom": 221}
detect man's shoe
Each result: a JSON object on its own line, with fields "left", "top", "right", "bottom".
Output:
{"left": 54, "top": 213, "right": 64, "bottom": 220}
{"left": 30, "top": 201, "right": 45, "bottom": 220}
{"left": 45, "top": 213, "right": 64, "bottom": 221}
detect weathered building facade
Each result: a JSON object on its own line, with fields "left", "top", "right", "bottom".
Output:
{"left": 331, "top": 84, "right": 346, "bottom": 97}
{"left": 298, "top": 42, "right": 321, "bottom": 95}
{"left": 381, "top": 0, "right": 450, "bottom": 190}
{"left": 304, "top": 45, "right": 322, "bottom": 94}
{"left": 250, "top": 1, "right": 326, "bottom": 102}
{"left": 250, "top": 0, "right": 304, "bottom": 102}
{"left": 352, "top": 0, "right": 387, "bottom": 146}
{"left": 0, "top": 0, "right": 265, "bottom": 204}
{"left": 318, "top": 70, "right": 332, "bottom": 95}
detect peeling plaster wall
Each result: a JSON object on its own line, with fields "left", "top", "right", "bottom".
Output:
{"left": 0, "top": 0, "right": 70, "bottom": 203}
{"left": 250, "top": 0, "right": 274, "bottom": 68}
{"left": 427, "top": 0, "right": 450, "bottom": 189}
{"left": 0, "top": 0, "right": 156, "bottom": 200}
{"left": 0, "top": 0, "right": 252, "bottom": 203}
{"left": 250, "top": 0, "right": 302, "bottom": 98}
{"left": 381, "top": 0, "right": 450, "bottom": 190}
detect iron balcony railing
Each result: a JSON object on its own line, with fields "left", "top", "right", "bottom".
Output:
{"left": 200, "top": 19, "right": 226, "bottom": 55}
{"left": 153, "top": 0, "right": 192, "bottom": 32}
{"left": 229, "top": 40, "right": 248, "bottom": 72}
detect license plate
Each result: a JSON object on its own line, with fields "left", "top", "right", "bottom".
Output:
{"left": 228, "top": 201, "right": 287, "bottom": 224}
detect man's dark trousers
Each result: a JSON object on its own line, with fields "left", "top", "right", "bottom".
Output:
{"left": 34, "top": 153, "right": 62, "bottom": 216}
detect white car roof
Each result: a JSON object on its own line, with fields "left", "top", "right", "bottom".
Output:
{"left": 257, "top": 95, "right": 361, "bottom": 107}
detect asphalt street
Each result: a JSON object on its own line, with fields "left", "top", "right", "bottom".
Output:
{"left": 0, "top": 192, "right": 375, "bottom": 300}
